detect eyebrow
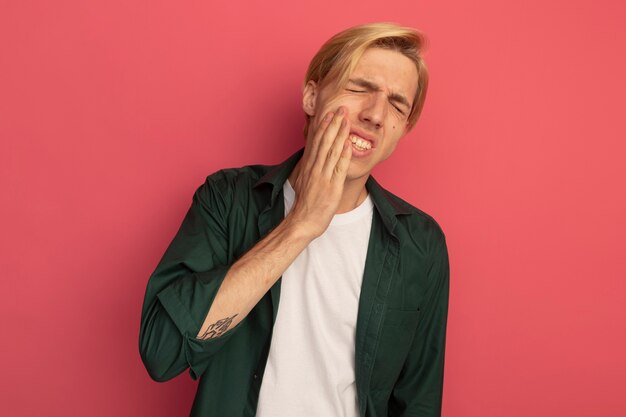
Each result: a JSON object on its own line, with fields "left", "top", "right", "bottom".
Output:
{"left": 348, "top": 78, "right": 413, "bottom": 111}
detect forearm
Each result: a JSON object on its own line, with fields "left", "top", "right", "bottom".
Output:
{"left": 197, "top": 108, "right": 351, "bottom": 340}
{"left": 196, "top": 214, "right": 314, "bottom": 339}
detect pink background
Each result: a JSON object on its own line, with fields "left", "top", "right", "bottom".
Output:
{"left": 2, "top": 1, "right": 625, "bottom": 416}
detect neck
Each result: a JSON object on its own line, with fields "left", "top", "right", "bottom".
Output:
{"left": 288, "top": 159, "right": 369, "bottom": 214}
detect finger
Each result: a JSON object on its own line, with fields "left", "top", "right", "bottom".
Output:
{"left": 332, "top": 138, "right": 353, "bottom": 181}
{"left": 303, "top": 111, "right": 334, "bottom": 173}
{"left": 323, "top": 115, "right": 350, "bottom": 177}
{"left": 313, "top": 108, "right": 345, "bottom": 171}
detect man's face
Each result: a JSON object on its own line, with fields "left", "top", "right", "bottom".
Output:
{"left": 303, "top": 47, "right": 419, "bottom": 181}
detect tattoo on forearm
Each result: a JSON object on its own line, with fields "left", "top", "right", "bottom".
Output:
{"left": 199, "top": 314, "right": 238, "bottom": 340}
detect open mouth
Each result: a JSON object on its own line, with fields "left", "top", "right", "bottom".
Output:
{"left": 349, "top": 134, "right": 372, "bottom": 151}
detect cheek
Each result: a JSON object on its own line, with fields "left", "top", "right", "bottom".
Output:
{"left": 318, "top": 94, "right": 360, "bottom": 115}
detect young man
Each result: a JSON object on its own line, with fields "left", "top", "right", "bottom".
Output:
{"left": 140, "top": 22, "right": 449, "bottom": 417}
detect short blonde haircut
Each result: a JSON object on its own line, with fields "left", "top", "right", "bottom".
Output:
{"left": 303, "top": 22, "right": 429, "bottom": 136}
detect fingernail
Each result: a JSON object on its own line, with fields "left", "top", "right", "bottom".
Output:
{"left": 326, "top": 112, "right": 334, "bottom": 121}
{"left": 337, "top": 107, "right": 345, "bottom": 115}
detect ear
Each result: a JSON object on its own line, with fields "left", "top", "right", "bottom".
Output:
{"left": 302, "top": 80, "right": 318, "bottom": 117}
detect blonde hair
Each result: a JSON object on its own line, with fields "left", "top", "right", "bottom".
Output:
{"left": 303, "top": 22, "right": 429, "bottom": 136}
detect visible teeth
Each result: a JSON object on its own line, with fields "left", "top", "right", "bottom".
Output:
{"left": 349, "top": 135, "right": 372, "bottom": 151}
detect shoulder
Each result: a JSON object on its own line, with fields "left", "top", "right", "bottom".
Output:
{"left": 375, "top": 185, "right": 449, "bottom": 305}
{"left": 203, "top": 163, "right": 270, "bottom": 190}
{"left": 379, "top": 186, "right": 447, "bottom": 249}
{"left": 199, "top": 161, "right": 276, "bottom": 195}
{"left": 193, "top": 162, "right": 274, "bottom": 210}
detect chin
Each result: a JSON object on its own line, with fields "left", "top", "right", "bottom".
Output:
{"left": 345, "top": 164, "right": 372, "bottom": 183}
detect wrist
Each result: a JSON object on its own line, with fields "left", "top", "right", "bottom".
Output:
{"left": 282, "top": 212, "right": 321, "bottom": 242}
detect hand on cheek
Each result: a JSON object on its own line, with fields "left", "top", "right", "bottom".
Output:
{"left": 289, "top": 106, "right": 352, "bottom": 238}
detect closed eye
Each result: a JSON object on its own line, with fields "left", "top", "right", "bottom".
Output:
{"left": 346, "top": 86, "right": 407, "bottom": 116}
{"left": 392, "top": 104, "right": 406, "bottom": 116}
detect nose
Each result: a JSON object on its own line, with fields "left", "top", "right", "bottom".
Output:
{"left": 359, "top": 92, "right": 386, "bottom": 129}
